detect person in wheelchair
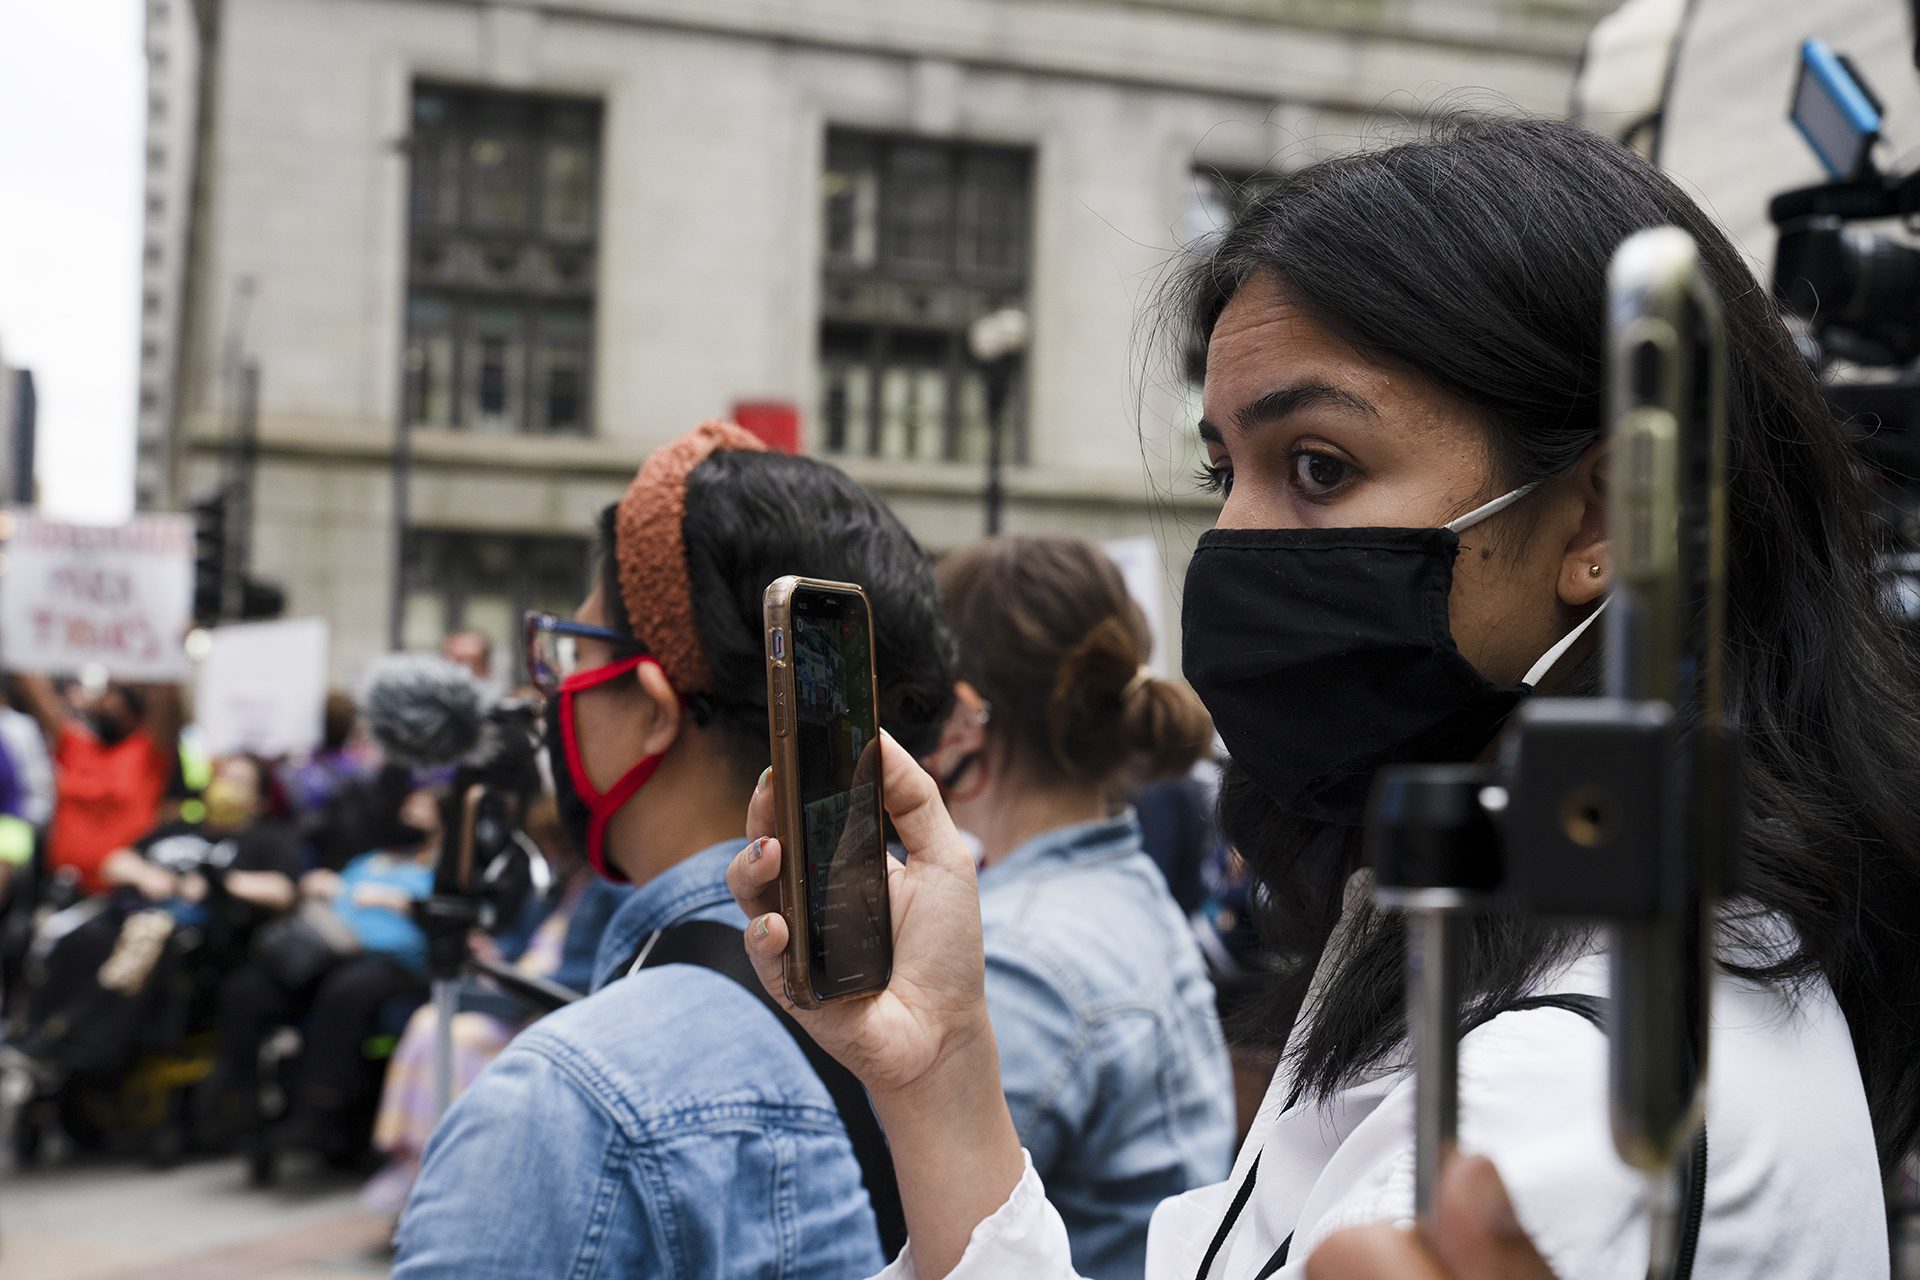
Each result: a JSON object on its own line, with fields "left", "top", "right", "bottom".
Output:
{"left": 100, "top": 754, "right": 301, "bottom": 924}
{"left": 2, "top": 752, "right": 300, "bottom": 1161}
{"left": 203, "top": 778, "right": 443, "bottom": 1161}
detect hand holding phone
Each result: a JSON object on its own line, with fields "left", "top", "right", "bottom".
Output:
{"left": 726, "top": 731, "right": 1028, "bottom": 1278}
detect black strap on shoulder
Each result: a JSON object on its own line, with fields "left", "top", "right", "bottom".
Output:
{"left": 1201, "top": 993, "right": 1708, "bottom": 1280}
{"left": 631, "top": 920, "right": 907, "bottom": 1261}
{"left": 1193, "top": 1153, "right": 1293, "bottom": 1280}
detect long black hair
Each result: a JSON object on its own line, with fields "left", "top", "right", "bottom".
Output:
{"left": 1179, "top": 114, "right": 1920, "bottom": 1173}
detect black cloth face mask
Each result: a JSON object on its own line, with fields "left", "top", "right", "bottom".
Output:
{"left": 1181, "top": 485, "right": 1603, "bottom": 826}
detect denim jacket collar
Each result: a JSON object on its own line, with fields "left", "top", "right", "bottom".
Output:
{"left": 976, "top": 808, "right": 1140, "bottom": 892}
{"left": 590, "top": 837, "right": 745, "bottom": 990}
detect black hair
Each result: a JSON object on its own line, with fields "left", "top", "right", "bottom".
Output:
{"left": 1180, "top": 114, "right": 1920, "bottom": 1173}
{"left": 594, "top": 450, "right": 956, "bottom": 778}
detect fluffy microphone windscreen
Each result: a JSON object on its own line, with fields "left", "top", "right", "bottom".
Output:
{"left": 360, "top": 654, "right": 487, "bottom": 766}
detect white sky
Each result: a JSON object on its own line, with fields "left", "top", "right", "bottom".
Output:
{"left": 0, "top": 1, "right": 142, "bottom": 525}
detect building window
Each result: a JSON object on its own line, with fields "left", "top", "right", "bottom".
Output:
{"left": 1184, "top": 164, "right": 1278, "bottom": 245}
{"left": 401, "top": 529, "right": 589, "bottom": 677}
{"left": 403, "top": 84, "right": 601, "bottom": 436}
{"left": 817, "top": 131, "right": 1033, "bottom": 465}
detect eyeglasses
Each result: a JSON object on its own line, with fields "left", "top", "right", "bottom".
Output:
{"left": 523, "top": 610, "right": 648, "bottom": 699}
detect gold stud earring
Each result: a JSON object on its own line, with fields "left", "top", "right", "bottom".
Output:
{"left": 1588, "top": 564, "right": 1604, "bottom": 578}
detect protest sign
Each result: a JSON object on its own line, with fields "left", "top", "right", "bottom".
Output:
{"left": 1, "top": 512, "right": 192, "bottom": 681}
{"left": 195, "top": 617, "right": 329, "bottom": 758}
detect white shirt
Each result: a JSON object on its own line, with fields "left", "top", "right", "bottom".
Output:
{"left": 877, "top": 931, "right": 1888, "bottom": 1279}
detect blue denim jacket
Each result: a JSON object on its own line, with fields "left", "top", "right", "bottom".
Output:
{"left": 394, "top": 840, "right": 884, "bottom": 1280}
{"left": 980, "top": 812, "right": 1236, "bottom": 1280}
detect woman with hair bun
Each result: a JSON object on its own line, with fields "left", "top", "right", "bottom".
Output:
{"left": 924, "top": 536, "right": 1235, "bottom": 1280}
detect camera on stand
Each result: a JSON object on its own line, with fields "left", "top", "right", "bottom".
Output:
{"left": 1771, "top": 37, "right": 1920, "bottom": 565}
{"left": 360, "top": 655, "right": 579, "bottom": 1121}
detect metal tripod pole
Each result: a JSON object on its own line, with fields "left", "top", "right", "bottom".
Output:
{"left": 432, "top": 976, "right": 457, "bottom": 1124}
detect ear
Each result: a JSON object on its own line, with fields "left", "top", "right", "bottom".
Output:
{"left": 631, "top": 660, "right": 685, "bottom": 758}
{"left": 1555, "top": 440, "right": 1609, "bottom": 608}
{"left": 923, "top": 681, "right": 990, "bottom": 777}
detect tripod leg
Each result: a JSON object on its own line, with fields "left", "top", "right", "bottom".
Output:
{"left": 432, "top": 977, "right": 456, "bottom": 1125}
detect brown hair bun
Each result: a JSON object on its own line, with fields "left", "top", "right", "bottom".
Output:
{"left": 938, "top": 537, "right": 1212, "bottom": 791}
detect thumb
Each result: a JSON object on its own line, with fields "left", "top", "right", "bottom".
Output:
{"left": 1431, "top": 1155, "right": 1557, "bottom": 1280}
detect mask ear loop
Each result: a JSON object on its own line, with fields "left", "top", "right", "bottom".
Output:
{"left": 1522, "top": 597, "right": 1610, "bottom": 689}
{"left": 1444, "top": 481, "right": 1543, "bottom": 534}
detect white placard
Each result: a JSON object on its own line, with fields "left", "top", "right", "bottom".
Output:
{"left": 1, "top": 511, "right": 193, "bottom": 681}
{"left": 195, "top": 617, "right": 329, "bottom": 758}
{"left": 1101, "top": 536, "right": 1170, "bottom": 678}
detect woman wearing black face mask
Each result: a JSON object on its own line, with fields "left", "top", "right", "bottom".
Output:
{"left": 726, "top": 115, "right": 1920, "bottom": 1280}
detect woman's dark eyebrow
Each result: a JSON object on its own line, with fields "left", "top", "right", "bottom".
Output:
{"left": 1196, "top": 381, "right": 1379, "bottom": 445}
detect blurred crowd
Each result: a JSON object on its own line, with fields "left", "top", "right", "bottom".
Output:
{"left": 0, "top": 546, "right": 1268, "bottom": 1255}
{"left": 0, "top": 630, "right": 628, "bottom": 1206}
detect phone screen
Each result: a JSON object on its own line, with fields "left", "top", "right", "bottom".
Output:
{"left": 791, "top": 587, "right": 887, "bottom": 997}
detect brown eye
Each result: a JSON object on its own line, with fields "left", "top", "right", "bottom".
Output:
{"left": 1194, "top": 462, "right": 1234, "bottom": 497}
{"left": 1291, "top": 450, "right": 1354, "bottom": 497}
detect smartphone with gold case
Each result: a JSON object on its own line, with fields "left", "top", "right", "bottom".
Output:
{"left": 762, "top": 576, "right": 891, "bottom": 1008}
{"left": 1603, "top": 227, "right": 1729, "bottom": 1172}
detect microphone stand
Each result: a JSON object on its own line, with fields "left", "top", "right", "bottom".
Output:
{"left": 420, "top": 785, "right": 485, "bottom": 1122}
{"left": 414, "top": 782, "right": 579, "bottom": 1125}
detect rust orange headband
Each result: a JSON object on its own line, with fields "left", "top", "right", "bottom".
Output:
{"left": 614, "top": 420, "right": 768, "bottom": 696}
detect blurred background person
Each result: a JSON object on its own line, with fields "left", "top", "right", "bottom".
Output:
{"left": 926, "top": 536, "right": 1234, "bottom": 1279}
{"left": 100, "top": 752, "right": 300, "bottom": 922}
{"left": 204, "top": 780, "right": 443, "bottom": 1161}
{"left": 438, "top": 630, "right": 495, "bottom": 689}
{"left": 0, "top": 676, "right": 56, "bottom": 838}
{"left": 13, "top": 675, "right": 180, "bottom": 898}
{"left": 284, "top": 690, "right": 379, "bottom": 871}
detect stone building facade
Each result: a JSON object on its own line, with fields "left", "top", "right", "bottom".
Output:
{"left": 145, "top": 0, "right": 1605, "bottom": 681}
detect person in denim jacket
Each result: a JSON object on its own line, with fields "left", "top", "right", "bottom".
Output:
{"left": 394, "top": 422, "right": 955, "bottom": 1278}
{"left": 921, "top": 536, "right": 1236, "bottom": 1280}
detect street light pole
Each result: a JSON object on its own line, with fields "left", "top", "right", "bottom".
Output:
{"left": 389, "top": 131, "right": 416, "bottom": 652}
{"left": 968, "top": 308, "right": 1030, "bottom": 537}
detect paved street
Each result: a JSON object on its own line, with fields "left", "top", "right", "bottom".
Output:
{"left": 0, "top": 1141, "right": 393, "bottom": 1280}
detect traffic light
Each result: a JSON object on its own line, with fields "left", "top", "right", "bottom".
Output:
{"left": 240, "top": 576, "right": 285, "bottom": 620}
{"left": 191, "top": 491, "right": 230, "bottom": 624}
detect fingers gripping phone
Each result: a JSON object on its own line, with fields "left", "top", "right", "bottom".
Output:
{"left": 763, "top": 577, "right": 892, "bottom": 1008}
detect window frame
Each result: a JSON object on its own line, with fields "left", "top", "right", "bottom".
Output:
{"left": 817, "top": 129, "right": 1035, "bottom": 466}
{"left": 403, "top": 82, "right": 604, "bottom": 438}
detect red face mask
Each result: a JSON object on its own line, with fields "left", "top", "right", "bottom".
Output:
{"left": 544, "top": 655, "right": 669, "bottom": 881}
